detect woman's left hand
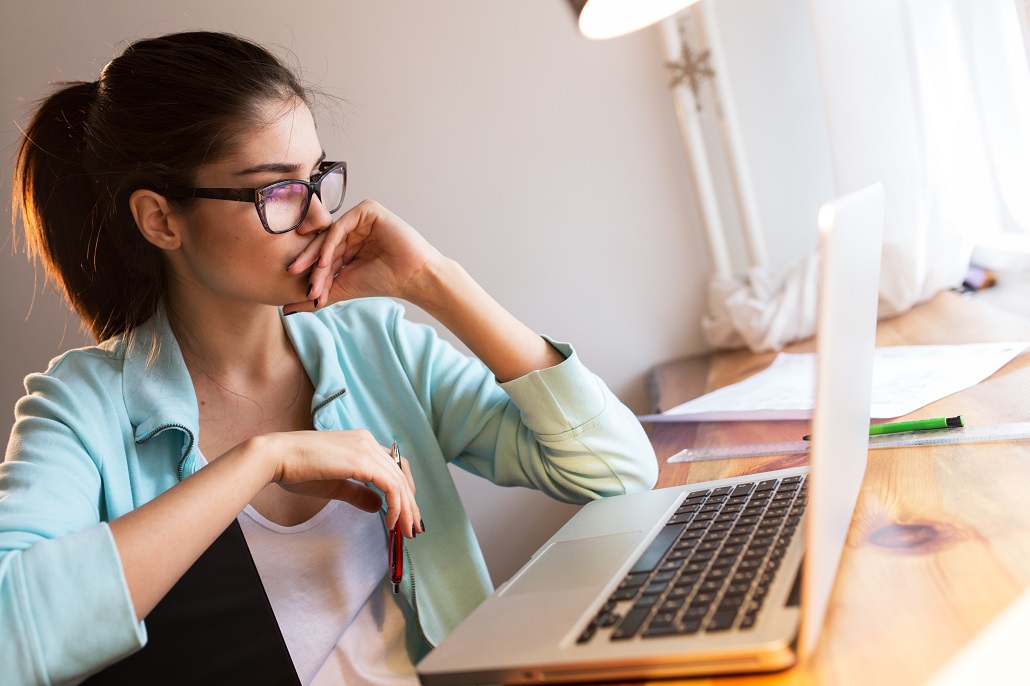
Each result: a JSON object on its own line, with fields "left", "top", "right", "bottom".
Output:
{"left": 284, "top": 199, "right": 443, "bottom": 312}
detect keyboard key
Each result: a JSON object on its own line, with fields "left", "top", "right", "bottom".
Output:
{"left": 725, "top": 582, "right": 752, "bottom": 597}
{"left": 633, "top": 595, "right": 660, "bottom": 609}
{"left": 577, "top": 621, "right": 598, "bottom": 643}
{"left": 641, "top": 582, "right": 667, "bottom": 596}
{"left": 680, "top": 618, "right": 703, "bottom": 634}
{"left": 643, "top": 623, "right": 682, "bottom": 637}
{"left": 705, "top": 567, "right": 730, "bottom": 581}
{"left": 675, "top": 573, "right": 701, "bottom": 588}
{"left": 650, "top": 610, "right": 678, "bottom": 626}
{"left": 692, "top": 589, "right": 716, "bottom": 605}
{"left": 619, "top": 572, "right": 649, "bottom": 589}
{"left": 667, "top": 587, "right": 691, "bottom": 600}
{"left": 611, "top": 587, "right": 639, "bottom": 601}
{"left": 755, "top": 479, "right": 778, "bottom": 491}
{"left": 710, "top": 556, "right": 736, "bottom": 569}
{"left": 718, "top": 595, "right": 745, "bottom": 610}
{"left": 707, "top": 610, "right": 738, "bottom": 631}
{"left": 711, "top": 486, "right": 734, "bottom": 497}
{"left": 630, "top": 524, "right": 686, "bottom": 574}
{"left": 731, "top": 482, "right": 756, "bottom": 497}
{"left": 687, "top": 489, "right": 711, "bottom": 498}
{"left": 612, "top": 608, "right": 651, "bottom": 640}
{"left": 675, "top": 536, "right": 700, "bottom": 548}
{"left": 781, "top": 476, "right": 802, "bottom": 484}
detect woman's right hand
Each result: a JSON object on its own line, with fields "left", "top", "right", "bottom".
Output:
{"left": 258, "top": 429, "right": 421, "bottom": 538}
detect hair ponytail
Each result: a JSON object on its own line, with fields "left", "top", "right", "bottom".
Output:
{"left": 13, "top": 32, "right": 310, "bottom": 342}
{"left": 14, "top": 80, "right": 160, "bottom": 342}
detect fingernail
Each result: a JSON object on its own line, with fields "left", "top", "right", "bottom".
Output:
{"left": 411, "top": 524, "right": 417, "bottom": 538}
{"left": 284, "top": 310, "right": 299, "bottom": 317}
{"left": 314, "top": 298, "right": 319, "bottom": 308}
{"left": 306, "top": 284, "right": 312, "bottom": 298}
{"left": 420, "top": 518, "right": 426, "bottom": 533}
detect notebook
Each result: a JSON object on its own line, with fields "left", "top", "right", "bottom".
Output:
{"left": 417, "top": 183, "right": 884, "bottom": 684}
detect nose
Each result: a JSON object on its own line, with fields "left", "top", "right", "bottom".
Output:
{"left": 296, "top": 193, "right": 333, "bottom": 235}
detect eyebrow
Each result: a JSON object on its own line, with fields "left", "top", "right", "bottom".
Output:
{"left": 234, "top": 151, "right": 327, "bottom": 177}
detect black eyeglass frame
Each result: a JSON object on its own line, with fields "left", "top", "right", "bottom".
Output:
{"left": 163, "top": 161, "right": 348, "bottom": 235}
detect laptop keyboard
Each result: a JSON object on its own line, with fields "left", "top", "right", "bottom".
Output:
{"left": 577, "top": 475, "right": 807, "bottom": 643}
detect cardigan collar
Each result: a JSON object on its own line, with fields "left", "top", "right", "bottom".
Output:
{"left": 118, "top": 306, "right": 350, "bottom": 473}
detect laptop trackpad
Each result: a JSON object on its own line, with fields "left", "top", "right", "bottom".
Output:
{"left": 500, "top": 532, "right": 642, "bottom": 597}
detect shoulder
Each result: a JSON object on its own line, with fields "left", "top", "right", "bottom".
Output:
{"left": 305, "top": 298, "right": 435, "bottom": 350}
{"left": 24, "top": 338, "right": 126, "bottom": 397}
{"left": 15, "top": 336, "right": 132, "bottom": 434}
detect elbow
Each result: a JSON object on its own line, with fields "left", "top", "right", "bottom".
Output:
{"left": 618, "top": 442, "right": 659, "bottom": 495}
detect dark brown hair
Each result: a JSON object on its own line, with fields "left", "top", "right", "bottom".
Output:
{"left": 12, "top": 31, "right": 310, "bottom": 341}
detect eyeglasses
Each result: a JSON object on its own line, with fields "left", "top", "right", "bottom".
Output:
{"left": 163, "top": 161, "right": 347, "bottom": 234}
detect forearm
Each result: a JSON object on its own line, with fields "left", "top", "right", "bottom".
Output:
{"left": 108, "top": 436, "right": 275, "bottom": 621}
{"left": 409, "top": 257, "right": 564, "bottom": 383}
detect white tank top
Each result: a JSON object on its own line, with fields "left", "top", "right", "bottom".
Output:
{"left": 238, "top": 501, "right": 420, "bottom": 685}
{"left": 198, "top": 455, "right": 419, "bottom": 684}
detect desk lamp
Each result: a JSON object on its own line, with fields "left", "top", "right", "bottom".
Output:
{"left": 568, "top": 0, "right": 702, "bottom": 39}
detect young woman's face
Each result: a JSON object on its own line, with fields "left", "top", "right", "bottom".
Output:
{"left": 168, "top": 98, "right": 332, "bottom": 308}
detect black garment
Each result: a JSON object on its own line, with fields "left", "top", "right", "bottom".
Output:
{"left": 82, "top": 520, "right": 300, "bottom": 685}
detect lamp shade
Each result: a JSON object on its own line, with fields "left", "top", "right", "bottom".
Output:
{"left": 569, "top": 0, "right": 702, "bottom": 40}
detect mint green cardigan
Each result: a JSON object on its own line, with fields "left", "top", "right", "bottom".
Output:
{"left": 0, "top": 298, "right": 657, "bottom": 684}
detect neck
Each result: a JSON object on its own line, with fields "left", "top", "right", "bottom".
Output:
{"left": 165, "top": 293, "right": 294, "bottom": 387}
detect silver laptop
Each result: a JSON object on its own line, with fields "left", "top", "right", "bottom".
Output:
{"left": 417, "top": 184, "right": 884, "bottom": 684}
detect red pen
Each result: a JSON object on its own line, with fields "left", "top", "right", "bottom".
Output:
{"left": 389, "top": 441, "right": 404, "bottom": 594}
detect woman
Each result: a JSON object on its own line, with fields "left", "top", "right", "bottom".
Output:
{"left": 2, "top": 31, "right": 657, "bottom": 685}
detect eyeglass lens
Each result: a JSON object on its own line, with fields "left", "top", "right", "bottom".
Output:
{"left": 262, "top": 165, "right": 346, "bottom": 232}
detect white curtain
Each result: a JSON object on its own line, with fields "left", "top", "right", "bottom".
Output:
{"left": 703, "top": 0, "right": 1030, "bottom": 351}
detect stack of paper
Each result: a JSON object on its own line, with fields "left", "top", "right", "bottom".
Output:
{"left": 639, "top": 343, "right": 1028, "bottom": 423}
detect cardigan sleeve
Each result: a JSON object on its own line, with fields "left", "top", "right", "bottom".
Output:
{"left": 388, "top": 306, "right": 658, "bottom": 504}
{"left": 0, "top": 372, "right": 146, "bottom": 686}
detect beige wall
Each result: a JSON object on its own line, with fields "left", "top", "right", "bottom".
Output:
{"left": 0, "top": 0, "right": 710, "bottom": 583}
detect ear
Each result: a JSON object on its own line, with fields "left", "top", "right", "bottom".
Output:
{"left": 129, "top": 189, "right": 182, "bottom": 250}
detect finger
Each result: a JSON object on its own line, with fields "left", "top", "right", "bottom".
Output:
{"left": 370, "top": 448, "right": 408, "bottom": 530}
{"left": 282, "top": 300, "right": 315, "bottom": 316}
{"left": 399, "top": 456, "right": 416, "bottom": 496}
{"left": 315, "top": 256, "right": 345, "bottom": 308}
{"left": 287, "top": 230, "right": 329, "bottom": 275}
{"left": 333, "top": 479, "right": 384, "bottom": 513}
{"left": 398, "top": 456, "right": 422, "bottom": 536}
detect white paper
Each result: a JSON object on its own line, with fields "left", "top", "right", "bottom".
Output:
{"left": 639, "top": 343, "right": 1028, "bottom": 423}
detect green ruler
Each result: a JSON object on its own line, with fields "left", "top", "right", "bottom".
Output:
{"left": 668, "top": 421, "right": 1030, "bottom": 463}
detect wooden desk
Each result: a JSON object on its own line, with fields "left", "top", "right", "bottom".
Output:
{"left": 641, "top": 291, "right": 1030, "bottom": 685}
